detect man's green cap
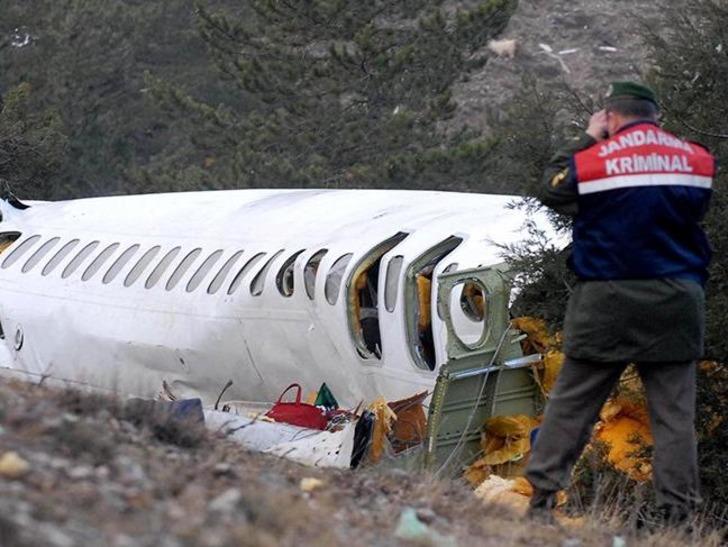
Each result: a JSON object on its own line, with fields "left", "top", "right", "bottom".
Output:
{"left": 605, "top": 81, "right": 658, "bottom": 106}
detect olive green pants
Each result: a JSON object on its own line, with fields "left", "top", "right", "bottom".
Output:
{"left": 525, "top": 357, "right": 700, "bottom": 511}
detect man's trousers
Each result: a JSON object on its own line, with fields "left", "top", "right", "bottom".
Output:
{"left": 525, "top": 357, "right": 700, "bottom": 512}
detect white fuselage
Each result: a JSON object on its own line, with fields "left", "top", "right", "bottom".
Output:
{"left": 0, "top": 189, "right": 545, "bottom": 406}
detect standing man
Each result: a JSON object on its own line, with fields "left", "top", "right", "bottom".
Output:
{"left": 525, "top": 82, "right": 715, "bottom": 524}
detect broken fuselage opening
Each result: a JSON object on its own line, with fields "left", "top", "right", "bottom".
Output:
{"left": 347, "top": 232, "right": 409, "bottom": 360}
{"left": 406, "top": 236, "right": 463, "bottom": 371}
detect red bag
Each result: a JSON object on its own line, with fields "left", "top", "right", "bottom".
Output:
{"left": 265, "top": 383, "right": 328, "bottom": 430}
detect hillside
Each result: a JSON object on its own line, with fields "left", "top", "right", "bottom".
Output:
{"left": 0, "top": 379, "right": 720, "bottom": 547}
{"left": 0, "top": 0, "right": 673, "bottom": 199}
{"left": 452, "top": 0, "right": 670, "bottom": 132}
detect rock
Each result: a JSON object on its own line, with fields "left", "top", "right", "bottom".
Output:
{"left": 208, "top": 488, "right": 242, "bottom": 513}
{"left": 212, "top": 462, "right": 235, "bottom": 477}
{"left": 0, "top": 451, "right": 30, "bottom": 479}
{"left": 415, "top": 508, "right": 437, "bottom": 524}
{"left": 115, "top": 455, "right": 146, "bottom": 484}
{"left": 39, "top": 524, "right": 74, "bottom": 547}
{"left": 299, "top": 477, "right": 324, "bottom": 492}
{"left": 68, "top": 465, "right": 94, "bottom": 480}
{"left": 394, "top": 507, "right": 456, "bottom": 547}
{"left": 111, "top": 534, "right": 137, "bottom": 547}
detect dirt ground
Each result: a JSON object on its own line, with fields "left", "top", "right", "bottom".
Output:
{"left": 0, "top": 378, "right": 722, "bottom": 547}
{"left": 451, "top": 0, "right": 672, "bottom": 133}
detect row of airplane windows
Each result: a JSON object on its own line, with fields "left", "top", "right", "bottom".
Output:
{"left": 0, "top": 233, "right": 357, "bottom": 303}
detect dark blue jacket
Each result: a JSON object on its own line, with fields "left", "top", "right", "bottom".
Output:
{"left": 542, "top": 121, "right": 715, "bottom": 284}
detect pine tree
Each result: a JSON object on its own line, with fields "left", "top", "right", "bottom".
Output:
{"left": 140, "top": 0, "right": 517, "bottom": 191}
{"left": 0, "top": 0, "right": 217, "bottom": 199}
{"left": 0, "top": 84, "right": 67, "bottom": 199}
{"left": 645, "top": 0, "right": 728, "bottom": 365}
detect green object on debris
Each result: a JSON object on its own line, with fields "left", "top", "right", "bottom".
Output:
{"left": 314, "top": 382, "right": 338, "bottom": 410}
{"left": 394, "top": 507, "right": 457, "bottom": 547}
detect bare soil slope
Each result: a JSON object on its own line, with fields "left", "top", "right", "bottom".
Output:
{"left": 0, "top": 379, "right": 719, "bottom": 547}
{"left": 453, "top": 0, "right": 672, "bottom": 132}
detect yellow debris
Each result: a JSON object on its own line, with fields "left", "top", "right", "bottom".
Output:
{"left": 511, "top": 317, "right": 564, "bottom": 396}
{"left": 304, "top": 390, "right": 317, "bottom": 405}
{"left": 511, "top": 317, "right": 556, "bottom": 354}
{"left": 464, "top": 415, "right": 539, "bottom": 486}
{"left": 463, "top": 459, "right": 491, "bottom": 488}
{"left": 511, "top": 476, "right": 533, "bottom": 497}
{"left": 300, "top": 477, "right": 324, "bottom": 492}
{"left": 367, "top": 397, "right": 397, "bottom": 463}
{"left": 541, "top": 350, "right": 564, "bottom": 393}
{"left": 474, "top": 475, "right": 530, "bottom": 512}
{"left": 0, "top": 451, "right": 30, "bottom": 479}
{"left": 594, "top": 398, "right": 653, "bottom": 482}
{"left": 416, "top": 275, "right": 432, "bottom": 329}
{"left": 483, "top": 415, "right": 537, "bottom": 465}
{"left": 474, "top": 474, "right": 568, "bottom": 515}
{"left": 484, "top": 415, "right": 533, "bottom": 438}
{"left": 247, "top": 411, "right": 275, "bottom": 422}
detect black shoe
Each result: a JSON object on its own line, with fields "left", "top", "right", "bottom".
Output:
{"left": 527, "top": 489, "right": 558, "bottom": 526}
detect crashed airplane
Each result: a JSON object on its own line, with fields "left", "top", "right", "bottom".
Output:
{"left": 0, "top": 189, "right": 553, "bottom": 471}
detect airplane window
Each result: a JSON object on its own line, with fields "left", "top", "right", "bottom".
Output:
{"left": 2, "top": 234, "right": 41, "bottom": 269}
{"left": 0, "top": 232, "right": 21, "bottom": 259}
{"left": 228, "top": 252, "right": 266, "bottom": 295}
{"left": 349, "top": 233, "right": 408, "bottom": 359}
{"left": 22, "top": 237, "right": 61, "bottom": 273}
{"left": 460, "top": 281, "right": 486, "bottom": 322}
{"left": 62, "top": 241, "right": 100, "bottom": 279}
{"left": 384, "top": 255, "right": 404, "bottom": 312}
{"left": 124, "top": 246, "right": 161, "bottom": 287}
{"left": 406, "top": 236, "right": 463, "bottom": 371}
{"left": 276, "top": 250, "right": 305, "bottom": 297}
{"left": 103, "top": 244, "right": 140, "bottom": 284}
{"left": 208, "top": 251, "right": 244, "bottom": 295}
{"left": 43, "top": 239, "right": 80, "bottom": 276}
{"left": 166, "top": 248, "right": 202, "bottom": 291}
{"left": 251, "top": 250, "right": 284, "bottom": 296}
{"left": 449, "top": 280, "right": 488, "bottom": 348}
{"left": 145, "top": 247, "right": 181, "bottom": 289}
{"left": 325, "top": 253, "right": 353, "bottom": 305}
{"left": 304, "top": 249, "right": 328, "bottom": 300}
{"left": 187, "top": 249, "right": 223, "bottom": 293}
{"left": 82, "top": 243, "right": 120, "bottom": 281}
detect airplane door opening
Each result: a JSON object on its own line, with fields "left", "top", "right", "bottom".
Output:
{"left": 347, "top": 232, "right": 408, "bottom": 360}
{"left": 405, "top": 236, "right": 463, "bottom": 371}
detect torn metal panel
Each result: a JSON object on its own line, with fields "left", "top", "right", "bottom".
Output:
{"left": 424, "top": 264, "right": 539, "bottom": 475}
{"left": 205, "top": 409, "right": 355, "bottom": 468}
